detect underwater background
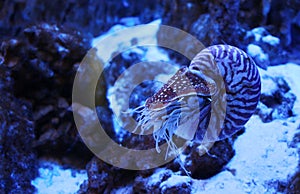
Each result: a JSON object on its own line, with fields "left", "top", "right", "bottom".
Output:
{"left": 0, "top": 0, "right": 300, "bottom": 193}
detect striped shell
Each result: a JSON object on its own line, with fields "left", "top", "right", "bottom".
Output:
{"left": 190, "top": 44, "right": 261, "bottom": 140}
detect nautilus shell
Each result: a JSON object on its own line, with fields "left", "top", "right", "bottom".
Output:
{"left": 133, "top": 44, "right": 261, "bottom": 156}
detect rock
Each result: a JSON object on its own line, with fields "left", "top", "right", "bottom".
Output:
{"left": 285, "top": 170, "right": 300, "bottom": 194}
{"left": 245, "top": 28, "right": 288, "bottom": 68}
{"left": 24, "top": 24, "right": 90, "bottom": 64}
{"left": 104, "top": 47, "right": 178, "bottom": 144}
{"left": 159, "top": 0, "right": 243, "bottom": 47}
{"left": 133, "top": 169, "right": 173, "bottom": 193}
{"left": 157, "top": 0, "right": 295, "bottom": 68}
{"left": 0, "top": 90, "right": 38, "bottom": 193}
{"left": 239, "top": 0, "right": 299, "bottom": 48}
{"left": 256, "top": 102, "right": 273, "bottom": 123}
{"left": 134, "top": 169, "right": 192, "bottom": 194}
{"left": 132, "top": 135, "right": 237, "bottom": 193}
{"left": 78, "top": 157, "right": 137, "bottom": 194}
{"left": 246, "top": 44, "right": 270, "bottom": 69}
{"left": 286, "top": 124, "right": 300, "bottom": 194}
{"left": 0, "top": 23, "right": 94, "bottom": 167}
{"left": 238, "top": 0, "right": 267, "bottom": 28}
{"left": 257, "top": 75, "right": 296, "bottom": 122}
{"left": 180, "top": 138, "right": 236, "bottom": 179}
{"left": 160, "top": 174, "right": 192, "bottom": 194}
{"left": 0, "top": 48, "right": 38, "bottom": 193}
{"left": 81, "top": 137, "right": 235, "bottom": 192}
{"left": 0, "top": 0, "right": 162, "bottom": 41}
{"left": 159, "top": 0, "right": 299, "bottom": 63}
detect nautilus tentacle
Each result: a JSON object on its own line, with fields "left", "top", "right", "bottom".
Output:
{"left": 133, "top": 44, "right": 261, "bottom": 157}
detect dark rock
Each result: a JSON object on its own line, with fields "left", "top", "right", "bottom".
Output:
{"left": 0, "top": 61, "right": 13, "bottom": 91}
{"left": 244, "top": 28, "right": 288, "bottom": 68}
{"left": 159, "top": 0, "right": 299, "bottom": 66}
{"left": 238, "top": 0, "right": 266, "bottom": 29}
{"left": 180, "top": 139, "right": 235, "bottom": 179}
{"left": 257, "top": 75, "right": 296, "bottom": 122}
{"left": 285, "top": 170, "right": 300, "bottom": 194}
{"left": 134, "top": 169, "right": 192, "bottom": 194}
{"left": 289, "top": 126, "right": 300, "bottom": 149}
{"left": 78, "top": 157, "right": 137, "bottom": 194}
{"left": 239, "top": 0, "right": 300, "bottom": 48}
{"left": 132, "top": 136, "right": 235, "bottom": 193}
{"left": 266, "top": 179, "right": 288, "bottom": 193}
{"left": 101, "top": 47, "right": 180, "bottom": 145}
{"left": 159, "top": 0, "right": 243, "bottom": 47}
{"left": 133, "top": 169, "right": 173, "bottom": 193}
{"left": 0, "top": 23, "right": 94, "bottom": 167}
{"left": 23, "top": 24, "right": 90, "bottom": 63}
{"left": 0, "top": 39, "right": 26, "bottom": 68}
{"left": 286, "top": 125, "right": 300, "bottom": 194}
{"left": 256, "top": 102, "right": 273, "bottom": 123}
{"left": 0, "top": 0, "right": 162, "bottom": 41}
{"left": 160, "top": 176, "right": 192, "bottom": 194}
{"left": 77, "top": 180, "right": 89, "bottom": 194}
{"left": 266, "top": 0, "right": 295, "bottom": 47}
{"left": 0, "top": 90, "right": 38, "bottom": 193}
{"left": 104, "top": 49, "right": 144, "bottom": 87}
{"left": 163, "top": 130, "right": 243, "bottom": 180}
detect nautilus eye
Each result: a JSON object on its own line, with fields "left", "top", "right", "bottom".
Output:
{"left": 134, "top": 44, "right": 261, "bottom": 160}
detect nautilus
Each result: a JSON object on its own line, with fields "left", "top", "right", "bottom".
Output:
{"left": 133, "top": 44, "right": 261, "bottom": 157}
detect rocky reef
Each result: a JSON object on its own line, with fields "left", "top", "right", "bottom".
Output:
{"left": 0, "top": 71, "right": 37, "bottom": 193}
{"left": 0, "top": 0, "right": 300, "bottom": 193}
{"left": 0, "top": 23, "right": 94, "bottom": 192}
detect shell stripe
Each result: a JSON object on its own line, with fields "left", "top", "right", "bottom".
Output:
{"left": 191, "top": 45, "right": 261, "bottom": 138}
